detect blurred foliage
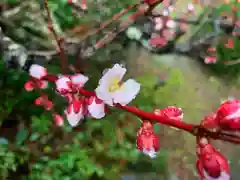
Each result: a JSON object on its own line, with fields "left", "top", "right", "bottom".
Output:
{"left": 200, "top": 2, "right": 240, "bottom": 77}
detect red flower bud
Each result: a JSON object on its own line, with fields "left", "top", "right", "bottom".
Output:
{"left": 34, "top": 95, "right": 53, "bottom": 111}
{"left": 24, "top": 79, "right": 48, "bottom": 91}
{"left": 53, "top": 114, "right": 64, "bottom": 126}
{"left": 216, "top": 99, "right": 240, "bottom": 130}
{"left": 24, "top": 81, "right": 35, "bottom": 91}
{"left": 201, "top": 113, "right": 219, "bottom": 131}
{"left": 154, "top": 106, "right": 183, "bottom": 121}
{"left": 149, "top": 34, "right": 168, "bottom": 48}
{"left": 196, "top": 138, "right": 230, "bottom": 180}
{"left": 136, "top": 120, "right": 159, "bottom": 158}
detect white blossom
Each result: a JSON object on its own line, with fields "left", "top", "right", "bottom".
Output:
{"left": 95, "top": 64, "right": 140, "bottom": 106}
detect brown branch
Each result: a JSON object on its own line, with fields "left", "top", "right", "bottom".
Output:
{"left": 43, "top": 0, "right": 68, "bottom": 74}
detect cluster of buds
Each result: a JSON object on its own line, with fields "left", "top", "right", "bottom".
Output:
{"left": 136, "top": 106, "right": 183, "bottom": 158}
{"left": 25, "top": 64, "right": 140, "bottom": 127}
{"left": 148, "top": 2, "right": 196, "bottom": 48}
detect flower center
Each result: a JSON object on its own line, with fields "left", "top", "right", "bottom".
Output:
{"left": 108, "top": 78, "right": 121, "bottom": 93}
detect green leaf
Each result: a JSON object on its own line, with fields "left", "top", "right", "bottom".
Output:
{"left": 29, "top": 133, "right": 40, "bottom": 141}
{"left": 15, "top": 128, "right": 28, "bottom": 146}
{"left": 95, "top": 167, "right": 104, "bottom": 177}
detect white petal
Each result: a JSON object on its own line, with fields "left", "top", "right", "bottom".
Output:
{"left": 71, "top": 74, "right": 89, "bottom": 87}
{"left": 166, "top": 20, "right": 176, "bottom": 29}
{"left": 154, "top": 17, "right": 162, "bottom": 23}
{"left": 163, "top": 9, "right": 169, "bottom": 16}
{"left": 56, "top": 76, "right": 71, "bottom": 91}
{"left": 188, "top": 3, "right": 194, "bottom": 11}
{"left": 168, "top": 6, "right": 174, "bottom": 12}
{"left": 98, "top": 64, "right": 126, "bottom": 85}
{"left": 203, "top": 170, "right": 230, "bottom": 180}
{"left": 225, "top": 107, "right": 240, "bottom": 119}
{"left": 29, "top": 64, "right": 47, "bottom": 79}
{"left": 155, "top": 24, "right": 163, "bottom": 31}
{"left": 64, "top": 107, "right": 84, "bottom": 127}
{"left": 113, "top": 79, "right": 140, "bottom": 105}
{"left": 95, "top": 85, "right": 114, "bottom": 106}
{"left": 126, "top": 27, "right": 142, "bottom": 40}
{"left": 95, "top": 64, "right": 127, "bottom": 106}
{"left": 143, "top": 148, "right": 157, "bottom": 158}
{"left": 88, "top": 98, "right": 105, "bottom": 119}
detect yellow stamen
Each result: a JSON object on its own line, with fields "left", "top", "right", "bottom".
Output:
{"left": 108, "top": 78, "right": 121, "bottom": 93}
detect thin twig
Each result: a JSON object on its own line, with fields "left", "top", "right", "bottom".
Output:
{"left": 43, "top": 0, "right": 68, "bottom": 74}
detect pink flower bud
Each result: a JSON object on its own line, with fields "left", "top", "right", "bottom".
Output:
{"left": 87, "top": 96, "right": 106, "bottom": 119}
{"left": 53, "top": 114, "right": 64, "bottom": 126}
{"left": 24, "top": 79, "right": 48, "bottom": 91}
{"left": 149, "top": 35, "right": 168, "bottom": 48}
{"left": 35, "top": 97, "right": 42, "bottom": 105}
{"left": 225, "top": 39, "right": 234, "bottom": 49}
{"left": 29, "top": 64, "right": 47, "bottom": 79}
{"left": 196, "top": 138, "right": 230, "bottom": 180}
{"left": 204, "top": 56, "right": 217, "bottom": 64}
{"left": 215, "top": 99, "right": 240, "bottom": 130}
{"left": 81, "top": 0, "right": 87, "bottom": 10}
{"left": 24, "top": 81, "right": 35, "bottom": 91}
{"left": 34, "top": 95, "right": 53, "bottom": 111}
{"left": 64, "top": 97, "right": 85, "bottom": 127}
{"left": 154, "top": 106, "right": 183, "bottom": 121}
{"left": 136, "top": 120, "right": 159, "bottom": 158}
{"left": 44, "top": 100, "right": 53, "bottom": 111}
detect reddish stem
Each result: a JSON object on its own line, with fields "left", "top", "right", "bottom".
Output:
{"left": 74, "top": 88, "right": 240, "bottom": 144}
{"left": 116, "top": 104, "right": 195, "bottom": 133}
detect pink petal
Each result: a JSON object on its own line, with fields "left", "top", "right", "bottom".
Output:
{"left": 204, "top": 56, "right": 217, "bottom": 64}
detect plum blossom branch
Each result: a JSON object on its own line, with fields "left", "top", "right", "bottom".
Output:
{"left": 20, "top": 1, "right": 240, "bottom": 180}
{"left": 37, "top": 66, "right": 240, "bottom": 145}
